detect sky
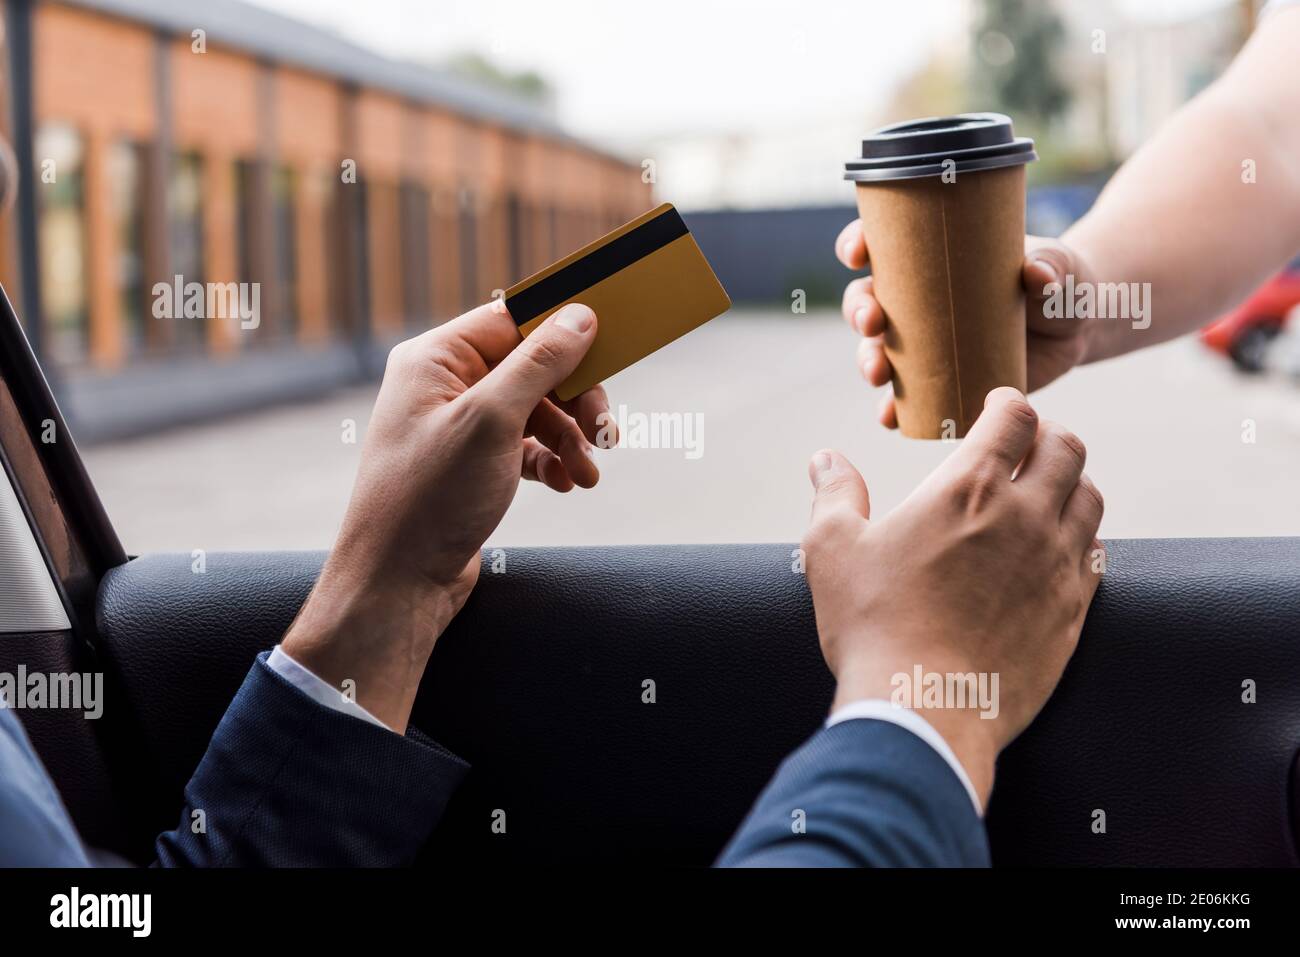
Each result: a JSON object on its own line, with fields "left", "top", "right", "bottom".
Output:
{"left": 247, "top": 0, "right": 962, "bottom": 143}
{"left": 247, "top": 0, "right": 1238, "bottom": 142}
{"left": 245, "top": 0, "right": 1241, "bottom": 208}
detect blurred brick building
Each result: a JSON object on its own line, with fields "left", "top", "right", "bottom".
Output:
{"left": 0, "top": 0, "right": 651, "bottom": 440}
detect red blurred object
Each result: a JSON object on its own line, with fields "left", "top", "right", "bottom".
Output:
{"left": 1201, "top": 259, "right": 1300, "bottom": 372}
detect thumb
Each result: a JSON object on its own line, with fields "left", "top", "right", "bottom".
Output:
{"left": 474, "top": 303, "right": 597, "bottom": 421}
{"left": 808, "top": 449, "right": 871, "bottom": 528}
{"left": 1023, "top": 238, "right": 1076, "bottom": 295}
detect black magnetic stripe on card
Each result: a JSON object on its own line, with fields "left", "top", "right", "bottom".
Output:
{"left": 506, "top": 207, "right": 689, "bottom": 326}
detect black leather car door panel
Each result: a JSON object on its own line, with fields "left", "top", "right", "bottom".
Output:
{"left": 93, "top": 538, "right": 1300, "bottom": 866}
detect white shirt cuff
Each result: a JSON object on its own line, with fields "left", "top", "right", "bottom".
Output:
{"left": 267, "top": 645, "right": 394, "bottom": 733}
{"left": 826, "top": 699, "right": 984, "bottom": 817}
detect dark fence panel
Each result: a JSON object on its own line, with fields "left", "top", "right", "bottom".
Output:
{"left": 683, "top": 206, "right": 853, "bottom": 308}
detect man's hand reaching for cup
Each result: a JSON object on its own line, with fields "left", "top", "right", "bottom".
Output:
{"left": 282, "top": 301, "right": 613, "bottom": 732}
{"left": 801, "top": 388, "right": 1105, "bottom": 808}
{"left": 835, "top": 218, "right": 1097, "bottom": 429}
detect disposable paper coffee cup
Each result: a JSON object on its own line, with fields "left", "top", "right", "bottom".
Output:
{"left": 845, "top": 113, "right": 1036, "bottom": 439}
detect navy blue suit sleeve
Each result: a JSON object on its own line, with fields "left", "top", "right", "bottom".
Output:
{"left": 716, "top": 718, "right": 990, "bottom": 867}
{"left": 154, "top": 652, "right": 468, "bottom": 867}
{"left": 0, "top": 707, "right": 92, "bottom": 866}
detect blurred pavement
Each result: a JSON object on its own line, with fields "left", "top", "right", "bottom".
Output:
{"left": 83, "top": 308, "right": 1300, "bottom": 553}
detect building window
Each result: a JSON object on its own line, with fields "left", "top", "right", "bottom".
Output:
{"left": 108, "top": 140, "right": 147, "bottom": 356}
{"left": 400, "top": 182, "right": 431, "bottom": 330}
{"left": 34, "top": 124, "right": 88, "bottom": 367}
{"left": 234, "top": 159, "right": 254, "bottom": 293}
{"left": 352, "top": 178, "right": 371, "bottom": 336}
{"left": 458, "top": 187, "right": 478, "bottom": 312}
{"left": 167, "top": 152, "right": 206, "bottom": 353}
{"left": 233, "top": 159, "right": 296, "bottom": 344}
{"left": 323, "top": 173, "right": 352, "bottom": 338}
{"left": 271, "top": 166, "right": 297, "bottom": 337}
{"left": 234, "top": 159, "right": 262, "bottom": 344}
{"left": 506, "top": 193, "right": 524, "bottom": 282}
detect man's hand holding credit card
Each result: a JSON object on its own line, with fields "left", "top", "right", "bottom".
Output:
{"left": 504, "top": 203, "right": 731, "bottom": 401}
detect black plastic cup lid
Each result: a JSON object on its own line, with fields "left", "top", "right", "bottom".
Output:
{"left": 844, "top": 113, "right": 1036, "bottom": 182}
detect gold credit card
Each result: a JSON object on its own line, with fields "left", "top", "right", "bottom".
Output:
{"left": 504, "top": 203, "right": 731, "bottom": 401}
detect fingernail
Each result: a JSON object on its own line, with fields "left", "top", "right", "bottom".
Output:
{"left": 853, "top": 306, "right": 870, "bottom": 333}
{"left": 860, "top": 345, "right": 876, "bottom": 374}
{"left": 554, "top": 303, "right": 594, "bottom": 333}
{"left": 810, "top": 451, "right": 834, "bottom": 485}
{"left": 1031, "top": 259, "right": 1059, "bottom": 284}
